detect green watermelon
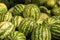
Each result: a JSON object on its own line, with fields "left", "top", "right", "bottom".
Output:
{"left": 50, "top": 16, "right": 60, "bottom": 39}
{"left": 18, "top": 18, "right": 36, "bottom": 36}
{"left": 0, "top": 11, "right": 12, "bottom": 22}
{"left": 0, "top": 22, "right": 14, "bottom": 39}
{"left": 23, "top": 4, "right": 40, "bottom": 21}
{"left": 12, "top": 16, "right": 23, "bottom": 27}
{"left": 12, "top": 4, "right": 25, "bottom": 16}
{"left": 4, "top": 31, "right": 26, "bottom": 40}
{"left": 31, "top": 22, "right": 51, "bottom": 40}
{"left": 51, "top": 6, "right": 60, "bottom": 16}
{"left": 0, "top": 3, "right": 7, "bottom": 14}
{"left": 51, "top": 21, "right": 60, "bottom": 39}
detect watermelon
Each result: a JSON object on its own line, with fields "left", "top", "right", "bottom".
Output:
{"left": 12, "top": 4, "right": 25, "bottom": 16}
{"left": 31, "top": 22, "right": 51, "bottom": 40}
{"left": 0, "top": 11, "right": 12, "bottom": 22}
{"left": 51, "top": 6, "right": 60, "bottom": 16}
{"left": 12, "top": 16, "right": 23, "bottom": 27}
{"left": 51, "top": 21, "right": 60, "bottom": 39}
{"left": 0, "top": 22, "right": 14, "bottom": 39}
{"left": 50, "top": 16, "right": 60, "bottom": 39}
{"left": 23, "top": 4, "right": 40, "bottom": 21}
{"left": 0, "top": 3, "right": 7, "bottom": 14}
{"left": 4, "top": 31, "right": 26, "bottom": 40}
{"left": 18, "top": 18, "right": 36, "bottom": 36}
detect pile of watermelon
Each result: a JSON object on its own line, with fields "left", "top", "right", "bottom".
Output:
{"left": 0, "top": 0, "right": 60, "bottom": 40}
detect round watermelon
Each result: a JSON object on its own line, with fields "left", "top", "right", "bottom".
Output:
{"left": 0, "top": 11, "right": 12, "bottom": 22}
{"left": 12, "top": 4, "right": 25, "bottom": 16}
{"left": 12, "top": 16, "right": 23, "bottom": 27}
{"left": 0, "top": 22, "right": 14, "bottom": 39}
{"left": 31, "top": 22, "right": 51, "bottom": 40}
{"left": 23, "top": 4, "right": 40, "bottom": 21}
{"left": 50, "top": 16, "right": 60, "bottom": 39}
{"left": 18, "top": 18, "right": 36, "bottom": 36}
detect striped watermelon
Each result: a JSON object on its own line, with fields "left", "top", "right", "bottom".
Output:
{"left": 4, "top": 12, "right": 12, "bottom": 22}
{"left": 23, "top": 4, "right": 40, "bottom": 21}
{"left": 18, "top": 18, "right": 36, "bottom": 36}
{"left": 0, "top": 11, "right": 12, "bottom": 22}
{"left": 12, "top": 16, "right": 23, "bottom": 27}
{"left": 0, "top": 22, "right": 14, "bottom": 39}
{"left": 31, "top": 22, "right": 51, "bottom": 40}
{"left": 12, "top": 4, "right": 25, "bottom": 16}
{"left": 51, "top": 21, "right": 60, "bottom": 39}
{"left": 4, "top": 31, "right": 26, "bottom": 40}
{"left": 0, "top": 3, "right": 7, "bottom": 14}
{"left": 50, "top": 16, "right": 60, "bottom": 39}
{"left": 52, "top": 6, "right": 60, "bottom": 16}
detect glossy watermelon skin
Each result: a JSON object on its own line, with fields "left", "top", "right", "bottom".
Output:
{"left": 18, "top": 18, "right": 35, "bottom": 36}
{"left": 12, "top": 16, "right": 23, "bottom": 27}
{"left": 12, "top": 4, "right": 25, "bottom": 16}
{"left": 0, "top": 22, "right": 14, "bottom": 39}
{"left": 31, "top": 22, "right": 51, "bottom": 40}
{"left": 4, "top": 31, "right": 26, "bottom": 40}
{"left": 0, "top": 11, "right": 12, "bottom": 22}
{"left": 0, "top": 3, "right": 7, "bottom": 14}
{"left": 23, "top": 4, "right": 40, "bottom": 21}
